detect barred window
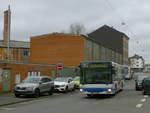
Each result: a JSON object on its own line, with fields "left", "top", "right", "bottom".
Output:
{"left": 24, "top": 51, "right": 30, "bottom": 57}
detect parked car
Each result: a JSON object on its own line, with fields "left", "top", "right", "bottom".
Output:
{"left": 73, "top": 76, "right": 80, "bottom": 88}
{"left": 142, "top": 77, "right": 150, "bottom": 95}
{"left": 14, "top": 76, "right": 54, "bottom": 97}
{"left": 54, "top": 77, "right": 75, "bottom": 92}
{"left": 135, "top": 75, "right": 148, "bottom": 90}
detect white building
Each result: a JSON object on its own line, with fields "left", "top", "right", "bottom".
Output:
{"left": 129, "top": 54, "right": 144, "bottom": 71}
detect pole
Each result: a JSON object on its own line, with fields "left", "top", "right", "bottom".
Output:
{"left": 7, "top": 5, "right": 11, "bottom": 61}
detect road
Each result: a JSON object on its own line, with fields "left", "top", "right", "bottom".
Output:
{"left": 0, "top": 80, "right": 149, "bottom": 113}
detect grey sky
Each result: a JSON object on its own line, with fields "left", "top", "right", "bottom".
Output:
{"left": 0, "top": 0, "right": 150, "bottom": 63}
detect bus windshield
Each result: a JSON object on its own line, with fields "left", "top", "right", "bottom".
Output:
{"left": 82, "top": 68, "right": 112, "bottom": 84}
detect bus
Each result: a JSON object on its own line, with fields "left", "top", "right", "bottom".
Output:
{"left": 79, "top": 61, "right": 124, "bottom": 97}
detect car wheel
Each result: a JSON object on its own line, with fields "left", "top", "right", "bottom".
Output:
{"left": 72, "top": 85, "right": 76, "bottom": 91}
{"left": 48, "top": 88, "right": 53, "bottom": 95}
{"left": 135, "top": 84, "right": 138, "bottom": 91}
{"left": 15, "top": 94, "right": 20, "bottom": 98}
{"left": 64, "top": 86, "right": 68, "bottom": 93}
{"left": 143, "top": 91, "right": 146, "bottom": 95}
{"left": 34, "top": 89, "right": 40, "bottom": 98}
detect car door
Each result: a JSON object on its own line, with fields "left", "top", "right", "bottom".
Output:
{"left": 40, "top": 78, "right": 48, "bottom": 92}
{"left": 46, "top": 78, "right": 53, "bottom": 91}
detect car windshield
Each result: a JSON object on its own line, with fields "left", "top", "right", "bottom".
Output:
{"left": 137, "top": 76, "right": 147, "bottom": 81}
{"left": 23, "top": 77, "right": 40, "bottom": 83}
{"left": 55, "top": 77, "right": 68, "bottom": 82}
{"left": 74, "top": 77, "right": 80, "bottom": 81}
{"left": 143, "top": 79, "right": 150, "bottom": 84}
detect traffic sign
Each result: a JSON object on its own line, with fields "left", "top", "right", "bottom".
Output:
{"left": 58, "top": 62, "right": 63, "bottom": 70}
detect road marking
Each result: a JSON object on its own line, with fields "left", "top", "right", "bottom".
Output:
{"left": 136, "top": 104, "right": 143, "bottom": 108}
{"left": 144, "top": 95, "right": 148, "bottom": 98}
{"left": 140, "top": 98, "right": 146, "bottom": 102}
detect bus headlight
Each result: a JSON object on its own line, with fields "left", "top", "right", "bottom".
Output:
{"left": 80, "top": 89, "right": 83, "bottom": 93}
{"left": 107, "top": 88, "right": 112, "bottom": 92}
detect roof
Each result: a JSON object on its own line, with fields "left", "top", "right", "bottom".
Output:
{"left": 0, "top": 40, "right": 30, "bottom": 48}
{"left": 30, "top": 32, "right": 81, "bottom": 39}
{"left": 129, "top": 54, "right": 144, "bottom": 60}
{"left": 88, "top": 25, "right": 129, "bottom": 54}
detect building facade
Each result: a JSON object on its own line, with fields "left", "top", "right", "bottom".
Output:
{"left": 0, "top": 7, "right": 30, "bottom": 62}
{"left": 88, "top": 25, "right": 129, "bottom": 65}
{"left": 0, "top": 60, "right": 56, "bottom": 92}
{"left": 0, "top": 40, "right": 30, "bottom": 62}
{"left": 30, "top": 28, "right": 129, "bottom": 67}
{"left": 129, "top": 54, "right": 144, "bottom": 72}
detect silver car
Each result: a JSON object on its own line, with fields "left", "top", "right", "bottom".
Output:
{"left": 14, "top": 76, "right": 54, "bottom": 97}
{"left": 54, "top": 77, "right": 75, "bottom": 92}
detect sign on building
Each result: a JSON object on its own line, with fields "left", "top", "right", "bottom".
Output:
{"left": 58, "top": 62, "right": 63, "bottom": 70}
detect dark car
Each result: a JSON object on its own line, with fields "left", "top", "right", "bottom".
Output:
{"left": 142, "top": 77, "right": 150, "bottom": 95}
{"left": 135, "top": 75, "right": 148, "bottom": 90}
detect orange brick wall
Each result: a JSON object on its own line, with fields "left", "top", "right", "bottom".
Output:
{"left": 30, "top": 34, "right": 85, "bottom": 67}
{"left": 0, "top": 63, "right": 56, "bottom": 91}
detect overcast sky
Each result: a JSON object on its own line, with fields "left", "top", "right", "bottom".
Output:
{"left": 0, "top": 0, "right": 150, "bottom": 63}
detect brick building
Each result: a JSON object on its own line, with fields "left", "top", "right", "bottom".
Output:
{"left": 0, "top": 7, "right": 30, "bottom": 62}
{"left": 0, "top": 60, "right": 56, "bottom": 92}
{"left": 30, "top": 33, "right": 84, "bottom": 67}
{"left": 0, "top": 6, "right": 56, "bottom": 92}
{"left": 30, "top": 25, "right": 129, "bottom": 67}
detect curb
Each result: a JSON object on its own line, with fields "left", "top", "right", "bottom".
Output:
{"left": 0, "top": 99, "right": 34, "bottom": 107}
{"left": 0, "top": 92, "right": 63, "bottom": 107}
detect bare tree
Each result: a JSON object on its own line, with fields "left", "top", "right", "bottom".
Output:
{"left": 69, "top": 23, "right": 86, "bottom": 35}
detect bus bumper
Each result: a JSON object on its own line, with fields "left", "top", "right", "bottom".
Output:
{"left": 80, "top": 88, "right": 115, "bottom": 95}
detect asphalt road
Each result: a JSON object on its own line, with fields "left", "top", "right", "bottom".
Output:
{"left": 0, "top": 79, "right": 149, "bottom": 113}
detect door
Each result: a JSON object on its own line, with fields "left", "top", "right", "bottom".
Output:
{"left": 39, "top": 78, "right": 48, "bottom": 92}
{"left": 2, "top": 69, "right": 11, "bottom": 92}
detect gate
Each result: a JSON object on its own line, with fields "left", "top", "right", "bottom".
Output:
{"left": 2, "top": 69, "right": 11, "bottom": 92}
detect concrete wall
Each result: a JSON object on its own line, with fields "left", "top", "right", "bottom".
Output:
{"left": 122, "top": 36, "right": 129, "bottom": 64}
{"left": 84, "top": 38, "right": 123, "bottom": 64}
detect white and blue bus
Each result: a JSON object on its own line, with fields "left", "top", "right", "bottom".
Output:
{"left": 79, "top": 61, "right": 124, "bottom": 97}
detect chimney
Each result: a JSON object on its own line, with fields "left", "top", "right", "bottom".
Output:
{"left": 3, "top": 6, "right": 11, "bottom": 44}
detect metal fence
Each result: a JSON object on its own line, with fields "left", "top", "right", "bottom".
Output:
{"left": 56, "top": 66, "right": 80, "bottom": 78}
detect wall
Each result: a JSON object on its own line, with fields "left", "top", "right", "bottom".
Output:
{"left": 122, "top": 36, "right": 129, "bottom": 64}
{"left": 84, "top": 38, "right": 122, "bottom": 64}
{"left": 30, "top": 34, "right": 85, "bottom": 67}
{"left": 0, "top": 62, "right": 56, "bottom": 92}
{"left": 0, "top": 47, "right": 30, "bottom": 62}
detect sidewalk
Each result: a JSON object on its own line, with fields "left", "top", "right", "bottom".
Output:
{"left": 0, "top": 93, "right": 31, "bottom": 107}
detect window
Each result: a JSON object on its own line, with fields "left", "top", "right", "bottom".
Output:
{"left": 41, "top": 78, "right": 51, "bottom": 83}
{"left": 47, "top": 78, "right": 51, "bottom": 82}
{"left": 24, "top": 51, "right": 30, "bottom": 57}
